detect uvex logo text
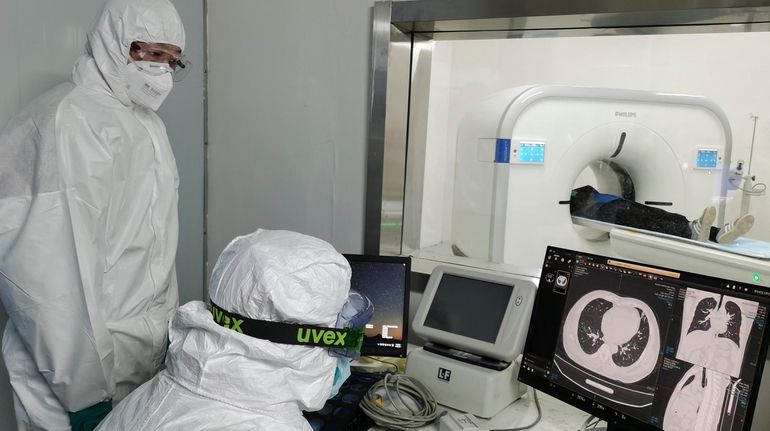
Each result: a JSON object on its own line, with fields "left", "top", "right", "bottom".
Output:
{"left": 212, "top": 305, "right": 244, "bottom": 333}
{"left": 296, "top": 328, "right": 348, "bottom": 346}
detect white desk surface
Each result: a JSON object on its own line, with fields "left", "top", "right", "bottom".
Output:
{"left": 357, "top": 349, "right": 599, "bottom": 431}
{"left": 368, "top": 388, "right": 598, "bottom": 431}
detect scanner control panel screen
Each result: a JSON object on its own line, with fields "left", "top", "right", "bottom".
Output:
{"left": 696, "top": 148, "right": 719, "bottom": 169}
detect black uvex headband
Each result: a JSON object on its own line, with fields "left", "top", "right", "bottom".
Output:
{"left": 210, "top": 301, "right": 365, "bottom": 352}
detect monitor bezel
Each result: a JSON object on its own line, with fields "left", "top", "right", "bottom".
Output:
{"left": 518, "top": 246, "right": 770, "bottom": 431}
{"left": 411, "top": 265, "right": 538, "bottom": 362}
{"left": 344, "top": 254, "right": 410, "bottom": 358}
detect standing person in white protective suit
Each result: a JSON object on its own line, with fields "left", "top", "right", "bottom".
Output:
{"left": 95, "top": 229, "right": 374, "bottom": 430}
{"left": 0, "top": 0, "right": 189, "bottom": 429}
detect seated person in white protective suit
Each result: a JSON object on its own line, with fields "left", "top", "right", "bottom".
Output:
{"left": 0, "top": 0, "right": 189, "bottom": 430}
{"left": 96, "top": 229, "right": 374, "bottom": 430}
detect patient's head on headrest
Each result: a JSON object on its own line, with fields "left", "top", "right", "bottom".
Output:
{"left": 570, "top": 185, "right": 600, "bottom": 213}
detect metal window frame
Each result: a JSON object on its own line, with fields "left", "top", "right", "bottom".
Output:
{"left": 364, "top": 0, "right": 770, "bottom": 254}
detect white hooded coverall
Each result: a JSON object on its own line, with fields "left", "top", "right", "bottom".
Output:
{"left": 0, "top": 0, "right": 184, "bottom": 428}
{"left": 95, "top": 229, "right": 351, "bottom": 430}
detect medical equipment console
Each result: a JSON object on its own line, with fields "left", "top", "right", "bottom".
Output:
{"left": 406, "top": 266, "right": 537, "bottom": 417}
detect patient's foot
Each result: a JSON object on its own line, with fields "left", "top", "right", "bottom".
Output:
{"left": 716, "top": 214, "right": 755, "bottom": 244}
{"left": 690, "top": 206, "right": 717, "bottom": 242}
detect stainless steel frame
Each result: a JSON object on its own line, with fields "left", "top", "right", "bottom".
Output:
{"left": 365, "top": 0, "right": 770, "bottom": 254}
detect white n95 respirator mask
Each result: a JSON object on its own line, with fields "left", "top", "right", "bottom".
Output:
{"left": 123, "top": 61, "right": 174, "bottom": 111}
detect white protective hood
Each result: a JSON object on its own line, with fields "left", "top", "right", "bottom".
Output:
{"left": 0, "top": 0, "right": 184, "bottom": 428}
{"left": 86, "top": 0, "right": 185, "bottom": 106}
{"left": 95, "top": 229, "right": 352, "bottom": 430}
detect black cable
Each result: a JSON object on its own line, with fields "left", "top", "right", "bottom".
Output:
{"left": 362, "top": 355, "right": 400, "bottom": 373}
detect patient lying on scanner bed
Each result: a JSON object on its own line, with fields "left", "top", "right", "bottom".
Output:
{"left": 570, "top": 185, "right": 754, "bottom": 244}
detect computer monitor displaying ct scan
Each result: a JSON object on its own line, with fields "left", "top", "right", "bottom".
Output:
{"left": 519, "top": 246, "right": 770, "bottom": 431}
{"left": 344, "top": 254, "right": 410, "bottom": 357}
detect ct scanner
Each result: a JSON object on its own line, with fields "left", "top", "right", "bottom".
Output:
{"left": 451, "top": 85, "right": 770, "bottom": 287}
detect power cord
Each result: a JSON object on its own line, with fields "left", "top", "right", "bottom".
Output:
{"left": 489, "top": 389, "right": 542, "bottom": 431}
{"left": 728, "top": 176, "right": 767, "bottom": 196}
{"left": 359, "top": 373, "right": 443, "bottom": 429}
{"left": 578, "top": 415, "right": 601, "bottom": 431}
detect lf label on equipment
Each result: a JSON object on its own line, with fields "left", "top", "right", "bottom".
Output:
{"left": 438, "top": 367, "right": 452, "bottom": 382}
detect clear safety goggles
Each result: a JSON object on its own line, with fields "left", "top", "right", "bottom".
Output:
{"left": 130, "top": 41, "right": 191, "bottom": 82}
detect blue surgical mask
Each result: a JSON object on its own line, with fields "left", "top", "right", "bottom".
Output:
{"left": 330, "top": 357, "right": 351, "bottom": 398}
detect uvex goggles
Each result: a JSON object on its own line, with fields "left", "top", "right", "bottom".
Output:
{"left": 130, "top": 41, "right": 191, "bottom": 81}
{"left": 210, "top": 290, "right": 374, "bottom": 359}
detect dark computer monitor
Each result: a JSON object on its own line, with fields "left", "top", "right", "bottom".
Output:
{"left": 344, "top": 254, "right": 410, "bottom": 357}
{"left": 519, "top": 246, "right": 770, "bottom": 431}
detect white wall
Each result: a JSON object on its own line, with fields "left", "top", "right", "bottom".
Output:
{"left": 160, "top": 0, "right": 206, "bottom": 304}
{"left": 206, "top": 0, "right": 373, "bottom": 272}
{"left": 0, "top": 0, "right": 205, "bottom": 423}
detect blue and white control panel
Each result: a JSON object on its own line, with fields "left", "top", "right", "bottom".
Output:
{"left": 695, "top": 148, "right": 720, "bottom": 170}
{"left": 511, "top": 140, "right": 546, "bottom": 164}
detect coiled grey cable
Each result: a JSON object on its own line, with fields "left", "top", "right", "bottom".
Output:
{"left": 359, "top": 373, "right": 443, "bottom": 429}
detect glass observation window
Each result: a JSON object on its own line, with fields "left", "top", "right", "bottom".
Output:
{"left": 400, "top": 28, "right": 770, "bottom": 283}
